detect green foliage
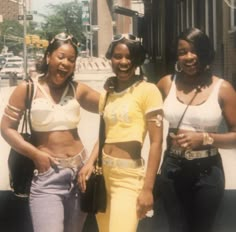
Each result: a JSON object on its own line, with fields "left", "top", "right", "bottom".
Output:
{"left": 0, "top": 1, "right": 85, "bottom": 55}
{"left": 38, "top": 1, "right": 85, "bottom": 42}
{"left": 0, "top": 20, "right": 24, "bottom": 55}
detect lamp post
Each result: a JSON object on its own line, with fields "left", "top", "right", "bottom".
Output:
{"left": 3, "top": 27, "right": 13, "bottom": 52}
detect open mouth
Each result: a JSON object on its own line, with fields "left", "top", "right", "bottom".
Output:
{"left": 58, "top": 69, "right": 68, "bottom": 77}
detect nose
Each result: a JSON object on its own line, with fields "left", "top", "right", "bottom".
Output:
{"left": 61, "top": 58, "right": 70, "bottom": 66}
{"left": 120, "top": 57, "right": 129, "bottom": 64}
{"left": 186, "top": 51, "right": 195, "bottom": 59}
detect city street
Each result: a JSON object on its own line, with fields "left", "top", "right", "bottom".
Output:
{"left": 0, "top": 61, "right": 236, "bottom": 231}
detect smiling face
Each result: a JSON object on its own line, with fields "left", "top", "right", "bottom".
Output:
{"left": 46, "top": 43, "right": 77, "bottom": 86}
{"left": 177, "top": 39, "right": 200, "bottom": 76}
{"left": 111, "top": 43, "right": 136, "bottom": 82}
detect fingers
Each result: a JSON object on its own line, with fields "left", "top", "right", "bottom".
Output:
{"left": 169, "top": 133, "right": 191, "bottom": 149}
{"left": 137, "top": 205, "right": 153, "bottom": 219}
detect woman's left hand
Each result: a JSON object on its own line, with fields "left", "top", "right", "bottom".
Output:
{"left": 136, "top": 189, "right": 153, "bottom": 219}
{"left": 78, "top": 163, "right": 94, "bottom": 193}
{"left": 170, "top": 131, "right": 204, "bottom": 150}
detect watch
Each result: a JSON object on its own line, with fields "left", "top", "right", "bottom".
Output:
{"left": 203, "top": 132, "right": 214, "bottom": 145}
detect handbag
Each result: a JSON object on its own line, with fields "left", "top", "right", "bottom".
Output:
{"left": 80, "top": 93, "right": 108, "bottom": 214}
{"left": 8, "top": 79, "right": 35, "bottom": 198}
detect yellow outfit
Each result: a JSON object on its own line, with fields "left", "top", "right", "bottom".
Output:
{"left": 97, "top": 80, "right": 163, "bottom": 232}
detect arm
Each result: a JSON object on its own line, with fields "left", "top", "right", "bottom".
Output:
{"left": 78, "top": 140, "right": 99, "bottom": 192}
{"left": 136, "top": 109, "right": 163, "bottom": 219}
{"left": 172, "top": 79, "right": 236, "bottom": 150}
{"left": 76, "top": 82, "right": 100, "bottom": 113}
{"left": 209, "top": 79, "right": 236, "bottom": 148}
{"left": 1, "top": 82, "right": 57, "bottom": 173}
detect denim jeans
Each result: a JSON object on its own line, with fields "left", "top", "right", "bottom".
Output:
{"left": 159, "top": 151, "right": 225, "bottom": 232}
{"left": 29, "top": 167, "right": 87, "bottom": 232}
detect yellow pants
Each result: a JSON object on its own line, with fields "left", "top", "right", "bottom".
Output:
{"left": 96, "top": 153, "right": 145, "bottom": 232}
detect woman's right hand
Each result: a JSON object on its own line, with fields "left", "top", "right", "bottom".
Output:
{"left": 33, "top": 151, "right": 58, "bottom": 173}
{"left": 78, "top": 163, "right": 94, "bottom": 193}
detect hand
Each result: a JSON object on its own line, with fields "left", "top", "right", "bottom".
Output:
{"left": 104, "top": 76, "right": 116, "bottom": 92}
{"left": 33, "top": 151, "right": 58, "bottom": 173}
{"left": 78, "top": 163, "right": 94, "bottom": 193}
{"left": 169, "top": 131, "right": 204, "bottom": 150}
{"left": 136, "top": 189, "right": 153, "bottom": 219}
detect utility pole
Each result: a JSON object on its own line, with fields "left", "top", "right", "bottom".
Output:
{"left": 23, "top": 0, "right": 28, "bottom": 79}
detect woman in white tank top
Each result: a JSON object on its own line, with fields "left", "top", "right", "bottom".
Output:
{"left": 156, "top": 28, "right": 236, "bottom": 232}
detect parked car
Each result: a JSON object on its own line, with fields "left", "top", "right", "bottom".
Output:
{"left": 6, "top": 56, "right": 23, "bottom": 65}
{"left": 0, "top": 62, "right": 24, "bottom": 80}
{"left": 0, "top": 56, "right": 6, "bottom": 70}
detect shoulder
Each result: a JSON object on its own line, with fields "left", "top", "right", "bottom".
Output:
{"left": 213, "top": 76, "right": 236, "bottom": 102}
{"left": 156, "top": 74, "right": 173, "bottom": 99}
{"left": 8, "top": 80, "right": 29, "bottom": 108}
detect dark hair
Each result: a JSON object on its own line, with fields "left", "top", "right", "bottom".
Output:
{"left": 38, "top": 34, "right": 78, "bottom": 78}
{"left": 105, "top": 36, "right": 146, "bottom": 67}
{"left": 177, "top": 28, "right": 215, "bottom": 68}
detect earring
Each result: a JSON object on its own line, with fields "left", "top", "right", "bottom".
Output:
{"left": 175, "top": 62, "right": 182, "bottom": 72}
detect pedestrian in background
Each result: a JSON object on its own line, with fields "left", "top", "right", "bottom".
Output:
{"left": 1, "top": 32, "right": 100, "bottom": 232}
{"left": 79, "top": 34, "right": 163, "bottom": 232}
{"left": 156, "top": 27, "right": 236, "bottom": 232}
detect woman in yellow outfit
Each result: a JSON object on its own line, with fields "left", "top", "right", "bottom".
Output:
{"left": 79, "top": 34, "right": 163, "bottom": 232}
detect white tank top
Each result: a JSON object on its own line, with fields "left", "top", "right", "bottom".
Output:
{"left": 163, "top": 75, "right": 223, "bottom": 132}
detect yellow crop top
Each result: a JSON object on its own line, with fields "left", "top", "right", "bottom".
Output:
{"left": 99, "top": 80, "right": 163, "bottom": 144}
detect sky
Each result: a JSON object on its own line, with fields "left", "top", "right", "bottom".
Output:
{"left": 31, "top": 0, "right": 67, "bottom": 22}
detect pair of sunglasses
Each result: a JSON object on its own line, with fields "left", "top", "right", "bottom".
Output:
{"left": 50, "top": 32, "right": 78, "bottom": 47}
{"left": 112, "top": 33, "right": 138, "bottom": 42}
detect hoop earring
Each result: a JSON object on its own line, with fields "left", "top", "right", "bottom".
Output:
{"left": 175, "top": 62, "right": 182, "bottom": 72}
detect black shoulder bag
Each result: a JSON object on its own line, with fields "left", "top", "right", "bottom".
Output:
{"left": 80, "top": 92, "right": 108, "bottom": 214}
{"left": 8, "top": 79, "right": 35, "bottom": 198}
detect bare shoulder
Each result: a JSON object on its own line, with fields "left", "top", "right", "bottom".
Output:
{"left": 214, "top": 76, "right": 236, "bottom": 101}
{"left": 156, "top": 74, "right": 173, "bottom": 99}
{"left": 8, "top": 80, "right": 29, "bottom": 109}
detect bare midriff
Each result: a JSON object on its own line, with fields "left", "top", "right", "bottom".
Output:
{"left": 103, "top": 141, "right": 142, "bottom": 160}
{"left": 33, "top": 128, "right": 84, "bottom": 158}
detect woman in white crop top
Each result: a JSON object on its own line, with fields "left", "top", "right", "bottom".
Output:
{"left": 156, "top": 28, "right": 236, "bottom": 232}
{"left": 1, "top": 32, "right": 100, "bottom": 232}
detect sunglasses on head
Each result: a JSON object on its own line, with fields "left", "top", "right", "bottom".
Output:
{"left": 50, "top": 32, "right": 78, "bottom": 47}
{"left": 112, "top": 33, "right": 138, "bottom": 42}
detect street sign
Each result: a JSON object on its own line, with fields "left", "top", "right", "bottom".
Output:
{"left": 82, "top": 0, "right": 90, "bottom": 25}
{"left": 18, "top": 15, "right": 33, "bottom": 20}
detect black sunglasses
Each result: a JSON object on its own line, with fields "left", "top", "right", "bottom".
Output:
{"left": 50, "top": 32, "right": 78, "bottom": 47}
{"left": 112, "top": 33, "right": 138, "bottom": 42}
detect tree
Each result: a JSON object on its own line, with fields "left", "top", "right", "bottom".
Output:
{"left": 37, "top": 1, "right": 85, "bottom": 43}
{"left": 0, "top": 20, "right": 24, "bottom": 55}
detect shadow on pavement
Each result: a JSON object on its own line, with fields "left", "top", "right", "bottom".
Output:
{"left": 1, "top": 190, "right": 236, "bottom": 232}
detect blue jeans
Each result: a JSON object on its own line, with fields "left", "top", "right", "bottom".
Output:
{"left": 159, "top": 151, "right": 225, "bottom": 232}
{"left": 29, "top": 167, "right": 87, "bottom": 232}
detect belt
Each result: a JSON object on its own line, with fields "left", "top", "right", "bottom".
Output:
{"left": 102, "top": 153, "right": 144, "bottom": 169}
{"left": 55, "top": 148, "right": 87, "bottom": 168}
{"left": 169, "top": 148, "right": 218, "bottom": 160}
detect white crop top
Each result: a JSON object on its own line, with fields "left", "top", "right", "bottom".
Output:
{"left": 163, "top": 75, "right": 223, "bottom": 132}
{"left": 30, "top": 79, "right": 80, "bottom": 132}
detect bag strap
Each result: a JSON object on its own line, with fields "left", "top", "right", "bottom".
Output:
{"left": 21, "top": 78, "right": 34, "bottom": 134}
{"left": 97, "top": 92, "right": 109, "bottom": 168}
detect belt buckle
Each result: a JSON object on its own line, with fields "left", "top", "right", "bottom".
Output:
{"left": 184, "top": 150, "right": 194, "bottom": 160}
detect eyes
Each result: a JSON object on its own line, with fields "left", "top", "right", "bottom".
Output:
{"left": 57, "top": 53, "right": 76, "bottom": 63}
{"left": 112, "top": 53, "right": 131, "bottom": 61}
{"left": 177, "top": 49, "right": 197, "bottom": 57}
